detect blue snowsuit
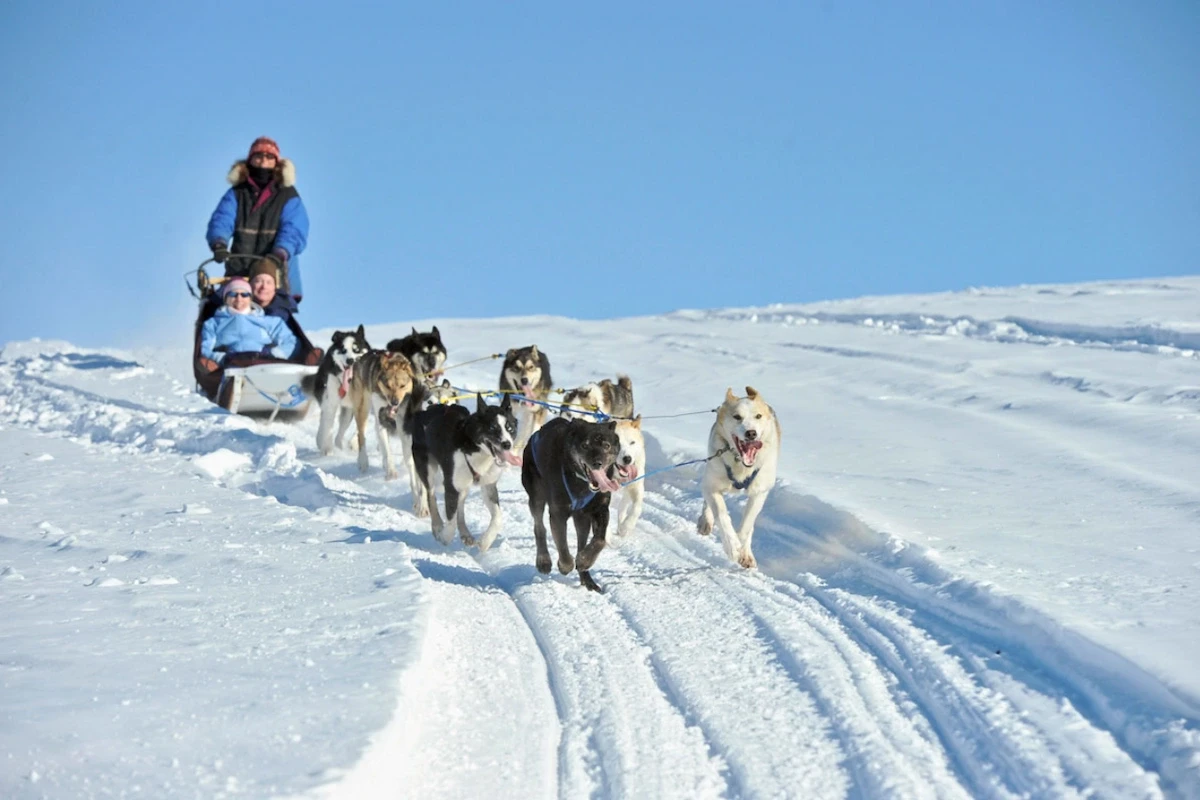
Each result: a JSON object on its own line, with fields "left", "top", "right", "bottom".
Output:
{"left": 206, "top": 159, "right": 310, "bottom": 299}
{"left": 200, "top": 306, "right": 299, "bottom": 363}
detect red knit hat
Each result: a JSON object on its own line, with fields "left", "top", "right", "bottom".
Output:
{"left": 248, "top": 136, "right": 280, "bottom": 159}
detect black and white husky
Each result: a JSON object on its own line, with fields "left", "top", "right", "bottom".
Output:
{"left": 386, "top": 326, "right": 447, "bottom": 384}
{"left": 411, "top": 393, "right": 521, "bottom": 551}
{"left": 302, "top": 325, "right": 373, "bottom": 455}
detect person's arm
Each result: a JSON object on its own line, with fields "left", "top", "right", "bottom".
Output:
{"left": 270, "top": 318, "right": 299, "bottom": 360}
{"left": 273, "top": 196, "right": 309, "bottom": 259}
{"left": 206, "top": 189, "right": 237, "bottom": 249}
{"left": 200, "top": 318, "right": 222, "bottom": 363}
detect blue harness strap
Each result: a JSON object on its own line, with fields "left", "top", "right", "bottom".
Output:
{"left": 724, "top": 462, "right": 761, "bottom": 491}
{"left": 563, "top": 471, "right": 596, "bottom": 511}
{"left": 530, "top": 429, "right": 596, "bottom": 511}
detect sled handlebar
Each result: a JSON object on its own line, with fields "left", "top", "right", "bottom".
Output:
{"left": 185, "top": 254, "right": 285, "bottom": 300}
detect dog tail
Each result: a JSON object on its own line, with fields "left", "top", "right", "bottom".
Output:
{"left": 617, "top": 374, "right": 632, "bottom": 391}
{"left": 300, "top": 372, "right": 318, "bottom": 400}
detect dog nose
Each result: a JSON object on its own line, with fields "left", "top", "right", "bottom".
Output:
{"left": 622, "top": 455, "right": 632, "bottom": 465}
{"left": 745, "top": 430, "right": 758, "bottom": 441}
{"left": 520, "top": 378, "right": 530, "bottom": 386}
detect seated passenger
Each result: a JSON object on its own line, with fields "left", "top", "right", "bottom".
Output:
{"left": 249, "top": 257, "right": 298, "bottom": 320}
{"left": 198, "top": 278, "right": 299, "bottom": 372}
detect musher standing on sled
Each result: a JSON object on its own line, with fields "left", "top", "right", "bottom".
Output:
{"left": 206, "top": 136, "right": 310, "bottom": 306}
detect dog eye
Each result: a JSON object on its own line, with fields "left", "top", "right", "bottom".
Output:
{"left": 755, "top": 413, "right": 762, "bottom": 419}
{"left": 732, "top": 414, "right": 742, "bottom": 421}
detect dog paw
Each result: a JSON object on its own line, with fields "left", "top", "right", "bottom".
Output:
{"left": 696, "top": 516, "right": 713, "bottom": 536}
{"left": 459, "top": 532, "right": 477, "bottom": 547}
{"left": 738, "top": 551, "right": 758, "bottom": 570}
{"left": 536, "top": 553, "right": 552, "bottom": 574}
{"left": 346, "top": 438, "right": 359, "bottom": 452}
{"left": 413, "top": 499, "right": 429, "bottom": 518}
{"left": 579, "top": 571, "right": 604, "bottom": 593}
{"left": 557, "top": 555, "right": 575, "bottom": 575}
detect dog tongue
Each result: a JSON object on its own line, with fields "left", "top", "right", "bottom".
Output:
{"left": 739, "top": 438, "right": 763, "bottom": 465}
{"left": 619, "top": 464, "right": 639, "bottom": 482}
{"left": 339, "top": 367, "right": 353, "bottom": 397}
{"left": 589, "top": 468, "right": 622, "bottom": 493}
{"left": 502, "top": 451, "right": 523, "bottom": 466}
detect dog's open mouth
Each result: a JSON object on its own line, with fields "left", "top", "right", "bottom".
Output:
{"left": 587, "top": 466, "right": 622, "bottom": 494}
{"left": 488, "top": 443, "right": 523, "bottom": 468}
{"left": 734, "top": 436, "right": 763, "bottom": 467}
{"left": 615, "top": 462, "right": 638, "bottom": 482}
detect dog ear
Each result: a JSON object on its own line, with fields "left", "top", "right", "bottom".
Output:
{"left": 618, "top": 375, "right": 632, "bottom": 390}
{"left": 631, "top": 414, "right": 642, "bottom": 429}
{"left": 432, "top": 325, "right": 440, "bottom": 339}
{"left": 476, "top": 394, "right": 487, "bottom": 413}
{"left": 500, "top": 392, "right": 512, "bottom": 411}
{"left": 505, "top": 348, "right": 516, "bottom": 359}
{"left": 441, "top": 378, "right": 451, "bottom": 388}
{"left": 411, "top": 326, "right": 418, "bottom": 336}
{"left": 725, "top": 387, "right": 737, "bottom": 405}
{"left": 605, "top": 421, "right": 617, "bottom": 432}
{"left": 356, "top": 324, "right": 365, "bottom": 338}
{"left": 529, "top": 345, "right": 539, "bottom": 359}
{"left": 746, "top": 386, "right": 759, "bottom": 400}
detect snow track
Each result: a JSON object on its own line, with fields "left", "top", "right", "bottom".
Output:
{"left": 3, "top": 322, "right": 1200, "bottom": 798}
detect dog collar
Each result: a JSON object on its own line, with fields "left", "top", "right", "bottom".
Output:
{"left": 724, "top": 462, "right": 760, "bottom": 491}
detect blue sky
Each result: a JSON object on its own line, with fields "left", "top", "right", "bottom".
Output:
{"left": 1, "top": 1, "right": 1197, "bottom": 348}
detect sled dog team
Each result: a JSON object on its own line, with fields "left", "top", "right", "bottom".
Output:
{"left": 302, "top": 325, "right": 781, "bottom": 592}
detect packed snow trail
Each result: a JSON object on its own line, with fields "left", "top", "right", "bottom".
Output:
{"left": 3, "top": 281, "right": 1200, "bottom": 800}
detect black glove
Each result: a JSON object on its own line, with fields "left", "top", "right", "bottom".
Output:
{"left": 211, "top": 241, "right": 229, "bottom": 263}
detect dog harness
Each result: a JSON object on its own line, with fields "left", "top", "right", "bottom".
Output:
{"left": 724, "top": 462, "right": 761, "bottom": 491}
{"left": 529, "top": 430, "right": 596, "bottom": 511}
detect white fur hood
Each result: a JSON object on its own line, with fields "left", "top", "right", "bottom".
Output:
{"left": 227, "top": 158, "right": 296, "bottom": 188}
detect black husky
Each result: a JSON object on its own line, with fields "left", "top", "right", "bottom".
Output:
{"left": 412, "top": 393, "right": 521, "bottom": 551}
{"left": 387, "top": 326, "right": 447, "bottom": 383}
{"left": 521, "top": 417, "right": 622, "bottom": 592}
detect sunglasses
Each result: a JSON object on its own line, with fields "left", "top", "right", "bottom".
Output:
{"left": 226, "top": 291, "right": 252, "bottom": 299}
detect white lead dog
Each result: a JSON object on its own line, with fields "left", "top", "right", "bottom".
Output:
{"left": 697, "top": 386, "right": 781, "bottom": 569}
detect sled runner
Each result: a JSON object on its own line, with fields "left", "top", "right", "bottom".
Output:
{"left": 187, "top": 257, "right": 322, "bottom": 420}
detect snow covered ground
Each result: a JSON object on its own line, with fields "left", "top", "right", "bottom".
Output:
{"left": 2, "top": 276, "right": 1199, "bottom": 798}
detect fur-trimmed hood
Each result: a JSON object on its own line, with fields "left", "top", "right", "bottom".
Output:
{"left": 213, "top": 302, "right": 266, "bottom": 318}
{"left": 227, "top": 158, "right": 296, "bottom": 188}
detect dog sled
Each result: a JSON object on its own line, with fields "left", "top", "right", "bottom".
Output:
{"left": 187, "top": 256, "right": 322, "bottom": 419}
